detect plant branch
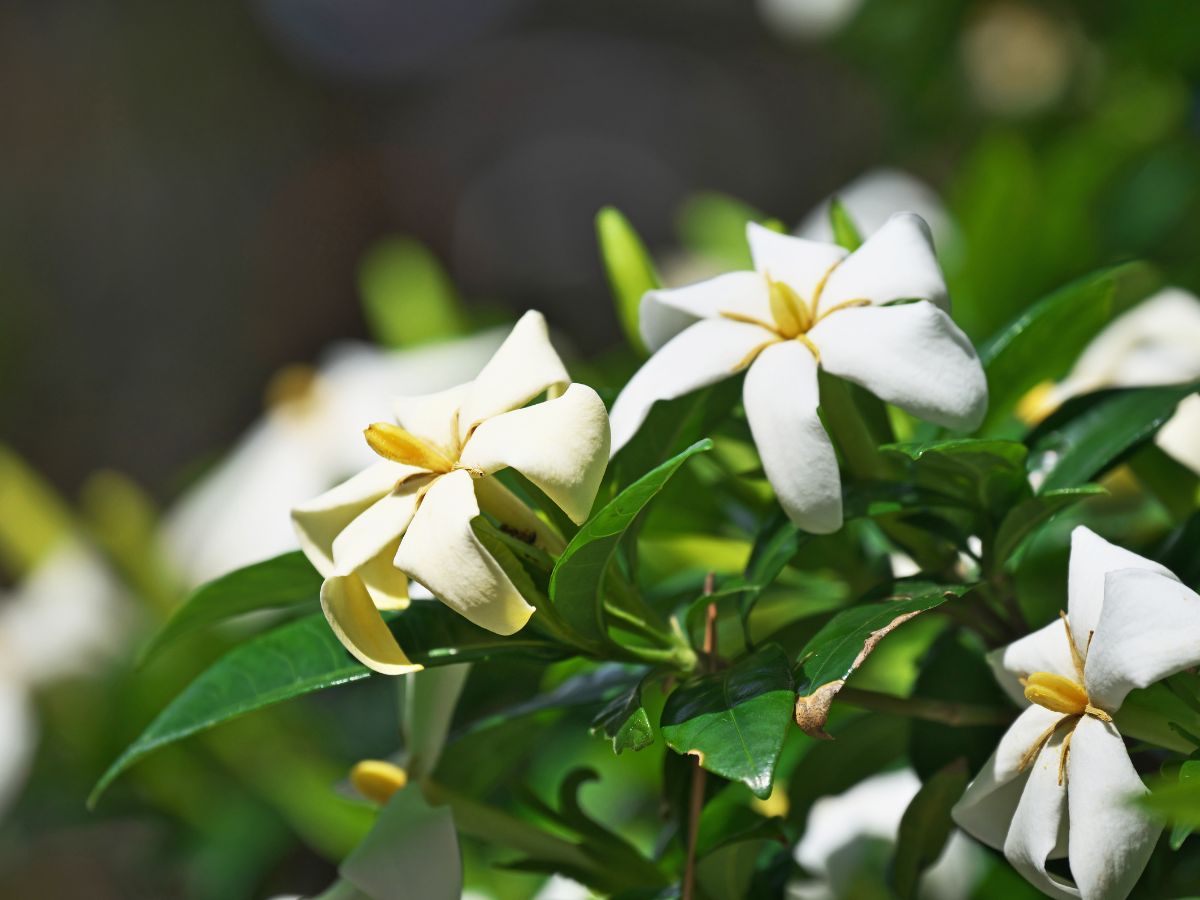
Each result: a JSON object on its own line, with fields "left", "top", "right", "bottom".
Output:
{"left": 837, "top": 686, "right": 1014, "bottom": 727}
{"left": 683, "top": 575, "right": 716, "bottom": 900}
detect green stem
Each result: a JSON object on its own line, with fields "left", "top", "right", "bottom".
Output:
{"left": 837, "top": 686, "right": 1014, "bottom": 727}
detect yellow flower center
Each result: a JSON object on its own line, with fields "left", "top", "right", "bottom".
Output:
{"left": 1017, "top": 612, "right": 1112, "bottom": 785}
{"left": 364, "top": 422, "right": 456, "bottom": 473}
{"left": 350, "top": 759, "right": 408, "bottom": 805}
{"left": 720, "top": 262, "right": 870, "bottom": 372}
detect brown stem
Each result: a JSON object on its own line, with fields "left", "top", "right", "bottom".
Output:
{"left": 837, "top": 686, "right": 1014, "bottom": 727}
{"left": 683, "top": 574, "right": 717, "bottom": 900}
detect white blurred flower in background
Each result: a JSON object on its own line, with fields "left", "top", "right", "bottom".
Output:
{"left": 162, "top": 331, "right": 505, "bottom": 588}
{"left": 757, "top": 0, "right": 864, "bottom": 41}
{"left": 796, "top": 168, "right": 955, "bottom": 250}
{"left": 0, "top": 539, "right": 128, "bottom": 816}
{"left": 1019, "top": 288, "right": 1200, "bottom": 474}
{"left": 789, "top": 768, "right": 984, "bottom": 900}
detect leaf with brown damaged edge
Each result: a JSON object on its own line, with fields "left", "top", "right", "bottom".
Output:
{"left": 792, "top": 585, "right": 969, "bottom": 738}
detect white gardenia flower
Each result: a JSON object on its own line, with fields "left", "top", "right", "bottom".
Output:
{"left": 1022, "top": 288, "right": 1200, "bottom": 475}
{"left": 789, "top": 768, "right": 983, "bottom": 900}
{"left": 0, "top": 539, "right": 128, "bottom": 818}
{"left": 163, "top": 330, "right": 506, "bottom": 588}
{"left": 609, "top": 215, "right": 988, "bottom": 533}
{"left": 953, "top": 525, "right": 1200, "bottom": 900}
{"left": 292, "top": 311, "right": 609, "bottom": 674}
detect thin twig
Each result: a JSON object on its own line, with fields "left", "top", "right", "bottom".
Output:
{"left": 682, "top": 573, "right": 716, "bottom": 900}
{"left": 837, "top": 686, "right": 1014, "bottom": 727}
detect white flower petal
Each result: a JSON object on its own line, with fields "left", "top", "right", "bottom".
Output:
{"left": 953, "top": 705, "right": 1064, "bottom": 850}
{"left": 1157, "top": 393, "right": 1200, "bottom": 475}
{"left": 609, "top": 318, "right": 775, "bottom": 454}
{"left": 357, "top": 538, "right": 411, "bottom": 611}
{"left": 796, "top": 169, "right": 953, "bottom": 247}
{"left": 988, "top": 619, "right": 1078, "bottom": 706}
{"left": 0, "top": 679, "right": 36, "bottom": 817}
{"left": 1085, "top": 569, "right": 1200, "bottom": 711}
{"left": 395, "top": 470, "right": 535, "bottom": 635}
{"left": 640, "top": 272, "right": 772, "bottom": 351}
{"left": 331, "top": 479, "right": 430, "bottom": 576}
{"left": 818, "top": 212, "right": 949, "bottom": 313}
{"left": 811, "top": 302, "right": 988, "bottom": 431}
{"left": 1002, "top": 731, "right": 1077, "bottom": 900}
{"left": 292, "top": 461, "right": 415, "bottom": 576}
{"left": 394, "top": 384, "right": 470, "bottom": 455}
{"left": 1066, "top": 526, "right": 1177, "bottom": 658}
{"left": 742, "top": 341, "right": 841, "bottom": 532}
{"left": 460, "top": 384, "right": 610, "bottom": 524}
{"left": 456, "top": 311, "right": 570, "bottom": 440}
{"left": 746, "top": 222, "right": 847, "bottom": 298}
{"left": 1067, "top": 717, "right": 1160, "bottom": 900}
{"left": 320, "top": 574, "right": 421, "bottom": 676}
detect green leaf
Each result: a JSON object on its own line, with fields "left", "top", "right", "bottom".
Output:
{"left": 676, "top": 191, "right": 767, "bottom": 269}
{"left": 829, "top": 197, "right": 864, "bottom": 251}
{"left": 596, "top": 207, "right": 659, "bottom": 354}
{"left": 794, "top": 586, "right": 964, "bottom": 738}
{"left": 993, "top": 486, "right": 1107, "bottom": 566}
{"left": 139, "top": 552, "right": 321, "bottom": 664}
{"left": 1170, "top": 760, "right": 1200, "bottom": 850}
{"left": 660, "top": 644, "right": 795, "bottom": 799}
{"left": 1142, "top": 765, "right": 1200, "bottom": 829}
{"left": 341, "top": 786, "right": 462, "bottom": 900}
{"left": 358, "top": 236, "right": 467, "bottom": 348}
{"left": 882, "top": 439, "right": 1030, "bottom": 516}
{"left": 978, "top": 262, "right": 1159, "bottom": 433}
{"left": 94, "top": 606, "right": 564, "bottom": 805}
{"left": 550, "top": 439, "right": 713, "bottom": 644}
{"left": 590, "top": 679, "right": 654, "bottom": 754}
{"left": 890, "top": 760, "right": 969, "bottom": 900}
{"left": 1029, "top": 382, "right": 1200, "bottom": 492}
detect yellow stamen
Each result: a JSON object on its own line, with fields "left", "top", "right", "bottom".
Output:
{"left": 1059, "top": 610, "right": 1087, "bottom": 684}
{"left": 1018, "top": 713, "right": 1073, "bottom": 772}
{"left": 720, "top": 309, "right": 778, "bottom": 331}
{"left": 350, "top": 759, "right": 408, "bottom": 805}
{"left": 815, "top": 298, "right": 872, "bottom": 323}
{"left": 796, "top": 333, "right": 821, "bottom": 362}
{"left": 364, "top": 423, "right": 454, "bottom": 472}
{"left": 808, "top": 260, "right": 842, "bottom": 317}
{"left": 730, "top": 338, "right": 783, "bottom": 373}
{"left": 767, "top": 278, "right": 810, "bottom": 338}
{"left": 1058, "top": 727, "right": 1073, "bottom": 786}
{"left": 1024, "top": 671, "right": 1089, "bottom": 715}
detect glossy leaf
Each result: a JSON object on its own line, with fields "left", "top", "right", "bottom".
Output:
{"left": 890, "top": 759, "right": 969, "bottom": 899}
{"left": 596, "top": 206, "right": 659, "bottom": 354}
{"left": 550, "top": 439, "right": 713, "bottom": 644}
{"left": 794, "top": 585, "right": 966, "bottom": 738}
{"left": 992, "top": 485, "right": 1107, "bottom": 566}
{"left": 661, "top": 644, "right": 794, "bottom": 799}
{"left": 978, "top": 262, "right": 1158, "bottom": 433}
{"left": 140, "top": 552, "right": 321, "bottom": 664}
{"left": 882, "top": 439, "right": 1030, "bottom": 516}
{"left": 1029, "top": 382, "right": 1200, "bottom": 493}
{"left": 590, "top": 678, "right": 654, "bottom": 754}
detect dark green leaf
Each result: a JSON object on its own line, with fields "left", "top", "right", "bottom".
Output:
{"left": 978, "top": 262, "right": 1159, "bottom": 433}
{"left": 140, "top": 552, "right": 321, "bottom": 664}
{"left": 591, "top": 678, "right": 654, "bottom": 754}
{"left": 596, "top": 207, "right": 659, "bottom": 354}
{"left": 882, "top": 439, "right": 1030, "bottom": 516}
{"left": 1029, "top": 383, "right": 1200, "bottom": 492}
{"left": 550, "top": 439, "right": 713, "bottom": 645}
{"left": 829, "top": 197, "right": 864, "bottom": 251}
{"left": 661, "top": 644, "right": 794, "bottom": 798}
{"left": 890, "top": 760, "right": 969, "bottom": 899}
{"left": 794, "top": 585, "right": 965, "bottom": 737}
{"left": 993, "top": 486, "right": 1107, "bottom": 566}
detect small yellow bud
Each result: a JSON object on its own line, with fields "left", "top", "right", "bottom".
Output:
{"left": 1023, "top": 671, "right": 1089, "bottom": 715}
{"left": 364, "top": 423, "right": 454, "bottom": 472}
{"left": 350, "top": 759, "right": 409, "bottom": 805}
{"left": 767, "top": 279, "right": 810, "bottom": 338}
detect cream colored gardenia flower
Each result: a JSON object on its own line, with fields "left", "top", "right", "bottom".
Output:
{"left": 292, "top": 311, "right": 610, "bottom": 675}
{"left": 609, "top": 215, "right": 988, "bottom": 533}
{"left": 953, "top": 525, "right": 1200, "bottom": 900}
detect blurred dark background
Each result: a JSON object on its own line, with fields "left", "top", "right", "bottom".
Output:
{"left": 3, "top": 0, "right": 1200, "bottom": 500}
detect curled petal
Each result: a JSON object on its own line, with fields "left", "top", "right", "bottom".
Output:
{"left": 640, "top": 271, "right": 773, "bottom": 351}
{"left": 745, "top": 222, "right": 846, "bottom": 299}
{"left": 395, "top": 470, "right": 534, "bottom": 635}
{"left": 394, "top": 384, "right": 470, "bottom": 456}
{"left": 292, "top": 461, "right": 418, "bottom": 576}
{"left": 456, "top": 311, "right": 570, "bottom": 441}
{"left": 953, "top": 704, "right": 1065, "bottom": 851}
{"left": 1066, "top": 717, "right": 1160, "bottom": 900}
{"left": 320, "top": 574, "right": 421, "bottom": 676}
{"left": 1085, "top": 569, "right": 1200, "bottom": 711}
{"left": 989, "top": 619, "right": 1078, "bottom": 706}
{"left": 818, "top": 212, "right": 948, "bottom": 313}
{"left": 742, "top": 341, "right": 841, "bottom": 532}
{"left": 609, "top": 318, "right": 774, "bottom": 454}
{"left": 460, "top": 384, "right": 610, "bottom": 524}
{"left": 811, "top": 301, "right": 987, "bottom": 431}
{"left": 331, "top": 479, "right": 430, "bottom": 576}
{"left": 1002, "top": 731, "right": 1076, "bottom": 900}
{"left": 356, "top": 538, "right": 410, "bottom": 611}
{"left": 1066, "top": 526, "right": 1176, "bottom": 658}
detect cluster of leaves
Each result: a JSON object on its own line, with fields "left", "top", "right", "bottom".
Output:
{"left": 91, "top": 205, "right": 1200, "bottom": 899}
